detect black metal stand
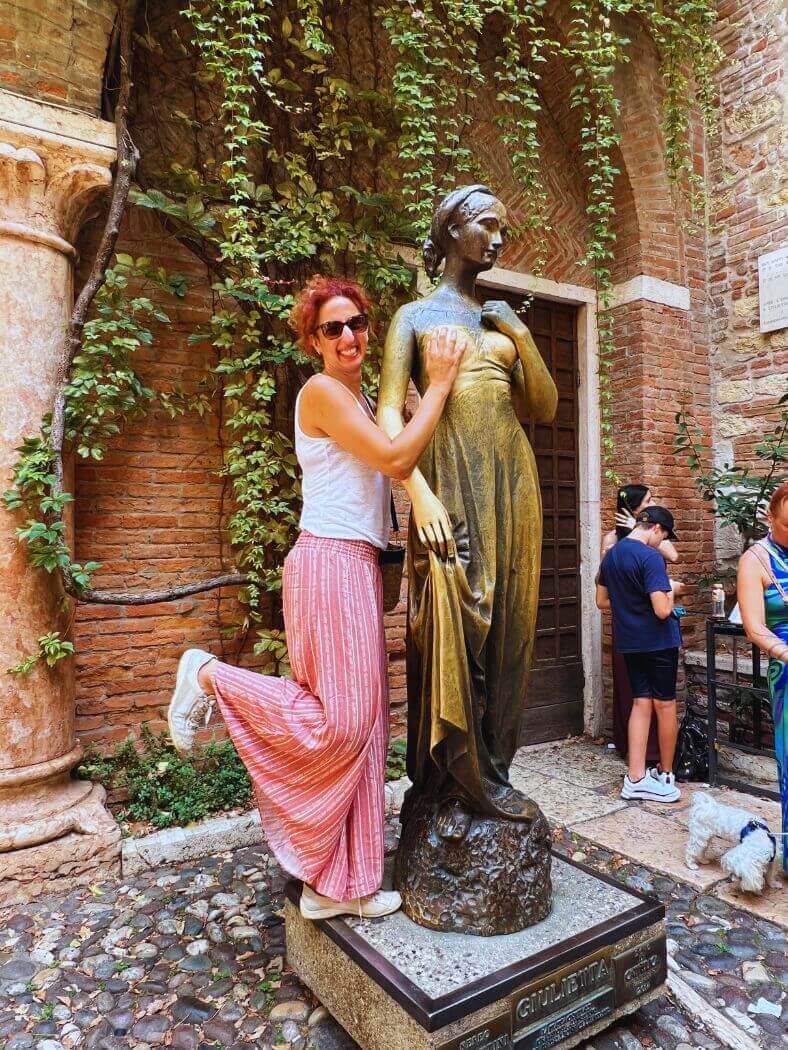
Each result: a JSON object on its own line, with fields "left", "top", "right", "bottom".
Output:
{"left": 706, "top": 618, "right": 779, "bottom": 802}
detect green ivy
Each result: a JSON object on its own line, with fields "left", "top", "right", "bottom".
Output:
{"left": 7, "top": 632, "right": 75, "bottom": 676}
{"left": 386, "top": 736, "right": 408, "bottom": 780}
{"left": 5, "top": 0, "right": 721, "bottom": 670}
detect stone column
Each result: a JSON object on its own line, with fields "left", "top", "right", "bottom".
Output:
{"left": 0, "top": 90, "right": 121, "bottom": 902}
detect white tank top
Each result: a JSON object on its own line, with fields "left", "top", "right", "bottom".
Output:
{"left": 295, "top": 380, "right": 391, "bottom": 550}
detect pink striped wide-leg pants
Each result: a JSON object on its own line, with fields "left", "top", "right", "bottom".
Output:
{"left": 212, "top": 532, "right": 389, "bottom": 901}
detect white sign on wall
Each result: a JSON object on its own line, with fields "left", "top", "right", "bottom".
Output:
{"left": 758, "top": 245, "right": 788, "bottom": 333}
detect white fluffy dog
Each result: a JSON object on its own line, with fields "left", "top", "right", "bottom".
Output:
{"left": 685, "top": 791, "right": 782, "bottom": 894}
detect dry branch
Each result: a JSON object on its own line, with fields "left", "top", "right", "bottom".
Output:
{"left": 79, "top": 573, "right": 249, "bottom": 605}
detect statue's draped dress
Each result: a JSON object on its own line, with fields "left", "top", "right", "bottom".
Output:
{"left": 404, "top": 322, "right": 542, "bottom": 820}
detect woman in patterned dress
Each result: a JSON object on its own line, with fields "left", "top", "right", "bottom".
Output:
{"left": 738, "top": 480, "right": 788, "bottom": 873}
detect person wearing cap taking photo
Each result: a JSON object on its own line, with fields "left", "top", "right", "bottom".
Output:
{"left": 596, "top": 506, "right": 686, "bottom": 802}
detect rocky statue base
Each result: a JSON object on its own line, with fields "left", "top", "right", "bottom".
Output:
{"left": 394, "top": 796, "right": 552, "bottom": 935}
{"left": 285, "top": 854, "right": 666, "bottom": 1050}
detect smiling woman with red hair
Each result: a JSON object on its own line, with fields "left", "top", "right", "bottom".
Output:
{"left": 166, "top": 274, "right": 468, "bottom": 920}
{"left": 737, "top": 480, "right": 788, "bottom": 875}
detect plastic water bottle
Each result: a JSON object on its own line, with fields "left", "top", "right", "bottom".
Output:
{"left": 711, "top": 583, "right": 726, "bottom": 619}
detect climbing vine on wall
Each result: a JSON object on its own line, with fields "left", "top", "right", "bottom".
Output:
{"left": 4, "top": 0, "right": 721, "bottom": 668}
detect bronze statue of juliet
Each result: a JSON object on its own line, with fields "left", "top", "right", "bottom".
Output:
{"left": 378, "top": 185, "right": 558, "bottom": 934}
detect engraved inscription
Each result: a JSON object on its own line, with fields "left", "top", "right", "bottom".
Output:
{"left": 513, "top": 990, "right": 614, "bottom": 1049}
{"left": 512, "top": 948, "right": 613, "bottom": 1031}
{"left": 614, "top": 937, "right": 667, "bottom": 1004}
{"left": 438, "top": 1012, "right": 513, "bottom": 1050}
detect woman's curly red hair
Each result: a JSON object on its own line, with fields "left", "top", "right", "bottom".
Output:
{"left": 289, "top": 274, "right": 372, "bottom": 356}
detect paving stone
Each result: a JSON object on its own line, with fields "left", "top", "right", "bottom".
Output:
{"left": 714, "top": 881, "right": 788, "bottom": 928}
{"left": 218, "top": 1001, "right": 245, "bottom": 1022}
{"left": 282, "top": 1019, "right": 305, "bottom": 1042}
{"left": 178, "top": 955, "right": 211, "bottom": 973}
{"left": 172, "top": 995, "right": 216, "bottom": 1024}
{"left": 748, "top": 996, "right": 782, "bottom": 1017}
{"left": 679, "top": 970, "right": 716, "bottom": 992}
{"left": 185, "top": 939, "right": 210, "bottom": 956}
{"left": 130, "top": 1015, "right": 169, "bottom": 1043}
{"left": 270, "top": 999, "right": 311, "bottom": 1022}
{"left": 170, "top": 1027, "right": 199, "bottom": 1050}
{"left": 106, "top": 1009, "right": 134, "bottom": 1036}
{"left": 1, "top": 959, "right": 35, "bottom": 981}
{"left": 201, "top": 1019, "right": 237, "bottom": 1044}
{"left": 572, "top": 809, "right": 727, "bottom": 889}
{"left": 307, "top": 1019, "right": 360, "bottom": 1050}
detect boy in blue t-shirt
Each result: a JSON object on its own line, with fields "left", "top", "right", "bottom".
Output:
{"left": 597, "top": 506, "right": 684, "bottom": 802}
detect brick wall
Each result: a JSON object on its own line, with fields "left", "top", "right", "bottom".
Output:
{"left": 72, "top": 207, "right": 253, "bottom": 747}
{"left": 707, "top": 0, "right": 787, "bottom": 562}
{"left": 0, "top": 0, "right": 115, "bottom": 113}
{"left": 8, "top": 1, "right": 774, "bottom": 750}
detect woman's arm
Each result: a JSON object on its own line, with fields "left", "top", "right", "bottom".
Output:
{"left": 601, "top": 529, "right": 617, "bottom": 559}
{"left": 481, "top": 300, "right": 557, "bottom": 424}
{"left": 377, "top": 307, "right": 456, "bottom": 559}
{"left": 595, "top": 583, "right": 611, "bottom": 610}
{"left": 659, "top": 539, "right": 679, "bottom": 564}
{"left": 301, "top": 326, "right": 462, "bottom": 482}
{"left": 738, "top": 548, "right": 788, "bottom": 661}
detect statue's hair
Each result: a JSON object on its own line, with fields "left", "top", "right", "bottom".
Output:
{"left": 422, "top": 184, "right": 499, "bottom": 279}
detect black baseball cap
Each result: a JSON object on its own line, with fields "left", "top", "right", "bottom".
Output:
{"left": 635, "top": 505, "right": 678, "bottom": 540}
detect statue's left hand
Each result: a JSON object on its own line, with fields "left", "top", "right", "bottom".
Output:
{"left": 481, "top": 300, "right": 526, "bottom": 341}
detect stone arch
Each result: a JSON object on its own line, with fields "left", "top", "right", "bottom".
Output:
{"left": 538, "top": 0, "right": 689, "bottom": 288}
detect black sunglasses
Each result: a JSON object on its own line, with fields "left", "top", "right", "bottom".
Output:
{"left": 314, "top": 313, "right": 369, "bottom": 340}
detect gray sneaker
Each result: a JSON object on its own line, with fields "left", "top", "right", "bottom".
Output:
{"left": 167, "top": 649, "right": 216, "bottom": 753}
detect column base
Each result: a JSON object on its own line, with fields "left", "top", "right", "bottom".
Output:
{"left": 0, "top": 783, "right": 121, "bottom": 907}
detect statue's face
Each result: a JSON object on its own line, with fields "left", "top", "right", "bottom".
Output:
{"left": 450, "top": 198, "right": 507, "bottom": 271}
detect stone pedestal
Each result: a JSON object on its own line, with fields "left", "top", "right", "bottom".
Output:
{"left": 0, "top": 90, "right": 121, "bottom": 902}
{"left": 286, "top": 855, "right": 666, "bottom": 1050}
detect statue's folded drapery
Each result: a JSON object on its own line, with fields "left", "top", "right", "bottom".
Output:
{"left": 403, "top": 329, "right": 542, "bottom": 822}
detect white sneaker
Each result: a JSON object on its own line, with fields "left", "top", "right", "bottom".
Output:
{"left": 357, "top": 888, "right": 403, "bottom": 918}
{"left": 299, "top": 884, "right": 402, "bottom": 921}
{"left": 621, "top": 769, "right": 680, "bottom": 803}
{"left": 167, "top": 649, "right": 216, "bottom": 753}
{"left": 655, "top": 768, "right": 680, "bottom": 795}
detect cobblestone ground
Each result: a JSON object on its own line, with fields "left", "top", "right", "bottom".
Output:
{"left": 0, "top": 820, "right": 784, "bottom": 1050}
{"left": 552, "top": 827, "right": 786, "bottom": 1049}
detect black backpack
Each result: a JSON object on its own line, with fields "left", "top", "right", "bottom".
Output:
{"left": 674, "top": 705, "right": 709, "bottom": 782}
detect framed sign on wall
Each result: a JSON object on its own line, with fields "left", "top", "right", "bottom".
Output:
{"left": 758, "top": 244, "right": 788, "bottom": 334}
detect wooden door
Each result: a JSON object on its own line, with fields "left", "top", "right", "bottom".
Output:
{"left": 479, "top": 287, "right": 584, "bottom": 743}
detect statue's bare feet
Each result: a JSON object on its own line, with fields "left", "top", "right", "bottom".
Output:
{"left": 436, "top": 799, "right": 472, "bottom": 841}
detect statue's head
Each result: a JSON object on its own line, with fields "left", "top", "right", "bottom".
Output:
{"left": 423, "top": 185, "right": 507, "bottom": 279}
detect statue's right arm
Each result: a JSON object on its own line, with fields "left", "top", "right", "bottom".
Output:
{"left": 378, "top": 307, "right": 456, "bottom": 559}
